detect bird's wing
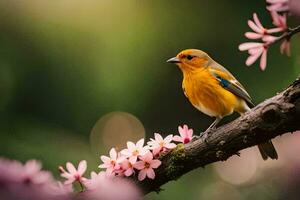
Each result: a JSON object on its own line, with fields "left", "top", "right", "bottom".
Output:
{"left": 208, "top": 64, "right": 255, "bottom": 107}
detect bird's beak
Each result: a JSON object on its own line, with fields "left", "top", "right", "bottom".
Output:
{"left": 166, "top": 57, "right": 181, "bottom": 64}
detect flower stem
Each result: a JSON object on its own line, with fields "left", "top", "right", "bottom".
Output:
{"left": 79, "top": 181, "right": 85, "bottom": 192}
{"left": 273, "top": 24, "right": 300, "bottom": 44}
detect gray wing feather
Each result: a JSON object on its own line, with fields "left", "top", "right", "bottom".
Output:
{"left": 209, "top": 62, "right": 255, "bottom": 107}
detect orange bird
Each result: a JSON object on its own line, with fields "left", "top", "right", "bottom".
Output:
{"left": 167, "top": 49, "right": 278, "bottom": 160}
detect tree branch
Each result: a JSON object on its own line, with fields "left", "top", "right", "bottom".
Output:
{"left": 139, "top": 76, "right": 300, "bottom": 194}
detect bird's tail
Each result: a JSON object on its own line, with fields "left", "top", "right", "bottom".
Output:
{"left": 257, "top": 141, "right": 278, "bottom": 160}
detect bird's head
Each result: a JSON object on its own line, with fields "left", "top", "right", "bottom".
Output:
{"left": 167, "top": 49, "right": 212, "bottom": 72}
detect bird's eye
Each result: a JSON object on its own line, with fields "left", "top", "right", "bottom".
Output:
{"left": 186, "top": 55, "right": 194, "bottom": 60}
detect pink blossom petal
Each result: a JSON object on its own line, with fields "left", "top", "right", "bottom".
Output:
{"left": 146, "top": 168, "right": 155, "bottom": 179}
{"left": 280, "top": 40, "right": 291, "bottom": 56}
{"left": 105, "top": 167, "right": 114, "bottom": 175}
{"left": 154, "top": 133, "right": 163, "bottom": 141}
{"left": 152, "top": 147, "right": 162, "bottom": 156}
{"left": 138, "top": 169, "right": 147, "bottom": 181}
{"left": 64, "top": 178, "right": 75, "bottom": 185}
{"left": 90, "top": 171, "right": 98, "bottom": 179}
{"left": 99, "top": 163, "right": 110, "bottom": 168}
{"left": 262, "top": 35, "right": 278, "bottom": 43}
{"left": 66, "top": 162, "right": 76, "bottom": 174}
{"left": 178, "top": 126, "right": 184, "bottom": 137}
{"left": 142, "top": 152, "right": 153, "bottom": 162}
{"left": 24, "top": 160, "right": 41, "bottom": 174}
{"left": 139, "top": 148, "right": 149, "bottom": 156}
{"left": 165, "top": 143, "right": 177, "bottom": 149}
{"left": 246, "top": 52, "right": 261, "bottom": 66}
{"left": 77, "top": 160, "right": 87, "bottom": 175}
{"left": 130, "top": 156, "right": 138, "bottom": 163}
{"left": 267, "top": 27, "right": 284, "bottom": 33}
{"left": 116, "top": 156, "right": 126, "bottom": 164}
{"left": 246, "top": 47, "right": 264, "bottom": 66}
{"left": 136, "top": 139, "right": 145, "bottom": 148}
{"left": 100, "top": 156, "right": 110, "bottom": 163}
{"left": 173, "top": 135, "right": 183, "bottom": 142}
{"left": 267, "top": 0, "right": 287, "bottom": 3}
{"left": 239, "top": 42, "right": 263, "bottom": 51}
{"left": 183, "top": 125, "right": 188, "bottom": 132}
{"left": 120, "top": 149, "right": 130, "bottom": 157}
{"left": 164, "top": 134, "right": 173, "bottom": 143}
{"left": 253, "top": 13, "right": 264, "bottom": 30}
{"left": 127, "top": 141, "right": 136, "bottom": 151}
{"left": 134, "top": 161, "right": 145, "bottom": 170}
{"left": 248, "top": 20, "right": 263, "bottom": 34}
{"left": 124, "top": 168, "right": 134, "bottom": 177}
{"left": 245, "top": 32, "right": 262, "bottom": 39}
{"left": 260, "top": 50, "right": 268, "bottom": 70}
{"left": 187, "top": 129, "right": 193, "bottom": 138}
{"left": 61, "top": 172, "right": 72, "bottom": 179}
{"left": 128, "top": 156, "right": 137, "bottom": 164}
{"left": 109, "top": 148, "right": 117, "bottom": 160}
{"left": 150, "top": 160, "right": 161, "bottom": 169}
{"left": 248, "top": 46, "right": 263, "bottom": 55}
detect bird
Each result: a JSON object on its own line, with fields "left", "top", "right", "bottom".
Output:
{"left": 167, "top": 49, "right": 278, "bottom": 160}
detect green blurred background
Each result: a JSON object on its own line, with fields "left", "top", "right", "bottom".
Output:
{"left": 0, "top": 0, "right": 300, "bottom": 199}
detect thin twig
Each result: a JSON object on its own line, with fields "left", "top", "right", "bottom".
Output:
{"left": 273, "top": 25, "right": 300, "bottom": 44}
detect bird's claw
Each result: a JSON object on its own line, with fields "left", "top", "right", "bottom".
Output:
{"left": 199, "top": 132, "right": 209, "bottom": 143}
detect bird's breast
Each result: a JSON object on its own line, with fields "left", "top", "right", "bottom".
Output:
{"left": 182, "top": 70, "right": 238, "bottom": 117}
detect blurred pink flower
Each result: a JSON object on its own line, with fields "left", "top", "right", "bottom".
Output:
{"left": 290, "top": 0, "right": 300, "bottom": 19}
{"left": 245, "top": 13, "right": 282, "bottom": 41}
{"left": 99, "top": 148, "right": 124, "bottom": 175}
{"left": 59, "top": 160, "right": 87, "bottom": 185}
{"left": 83, "top": 171, "right": 141, "bottom": 200}
{"left": 90, "top": 171, "right": 102, "bottom": 180}
{"left": 120, "top": 157, "right": 136, "bottom": 177}
{"left": 120, "top": 139, "right": 149, "bottom": 162}
{"left": 267, "top": 0, "right": 290, "bottom": 12}
{"left": 134, "top": 152, "right": 161, "bottom": 181}
{"left": 280, "top": 39, "right": 291, "bottom": 56}
{"left": 271, "top": 11, "right": 287, "bottom": 30}
{"left": 147, "top": 133, "right": 177, "bottom": 155}
{"left": 173, "top": 124, "right": 193, "bottom": 144}
{"left": 20, "top": 160, "right": 53, "bottom": 185}
{"left": 239, "top": 42, "right": 269, "bottom": 70}
{"left": 0, "top": 158, "right": 72, "bottom": 200}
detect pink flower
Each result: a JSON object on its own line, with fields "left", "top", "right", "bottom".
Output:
{"left": 120, "top": 139, "right": 149, "bottom": 162}
{"left": 134, "top": 152, "right": 161, "bottom": 181}
{"left": 83, "top": 171, "right": 141, "bottom": 200}
{"left": 245, "top": 13, "right": 282, "bottom": 40}
{"left": 280, "top": 39, "right": 291, "bottom": 56}
{"left": 271, "top": 11, "right": 287, "bottom": 31}
{"left": 0, "top": 158, "right": 73, "bottom": 200}
{"left": 119, "top": 157, "right": 136, "bottom": 177}
{"left": 239, "top": 42, "right": 269, "bottom": 70}
{"left": 267, "top": 0, "right": 290, "bottom": 12}
{"left": 21, "top": 160, "right": 54, "bottom": 185}
{"left": 173, "top": 124, "right": 193, "bottom": 144}
{"left": 59, "top": 160, "right": 87, "bottom": 185}
{"left": 290, "top": 0, "right": 300, "bottom": 19}
{"left": 147, "top": 133, "right": 177, "bottom": 155}
{"left": 99, "top": 148, "right": 124, "bottom": 175}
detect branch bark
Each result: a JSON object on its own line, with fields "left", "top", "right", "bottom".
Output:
{"left": 139, "top": 76, "right": 300, "bottom": 194}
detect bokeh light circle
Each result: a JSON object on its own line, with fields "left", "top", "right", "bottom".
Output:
{"left": 90, "top": 111, "right": 145, "bottom": 155}
{"left": 214, "top": 148, "right": 258, "bottom": 185}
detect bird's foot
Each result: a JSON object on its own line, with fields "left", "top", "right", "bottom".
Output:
{"left": 201, "top": 132, "right": 209, "bottom": 143}
{"left": 199, "top": 127, "right": 216, "bottom": 143}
